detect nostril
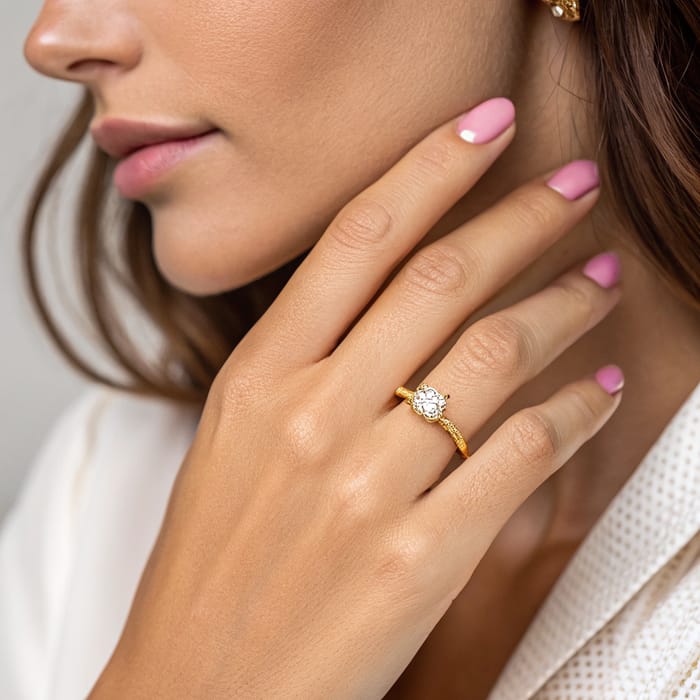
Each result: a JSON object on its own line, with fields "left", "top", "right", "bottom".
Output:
{"left": 67, "top": 58, "right": 117, "bottom": 73}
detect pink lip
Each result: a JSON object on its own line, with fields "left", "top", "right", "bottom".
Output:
{"left": 113, "top": 130, "right": 220, "bottom": 199}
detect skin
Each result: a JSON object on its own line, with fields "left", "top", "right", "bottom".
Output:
{"left": 23, "top": 1, "right": 700, "bottom": 697}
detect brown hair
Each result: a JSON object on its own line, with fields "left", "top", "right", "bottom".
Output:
{"left": 21, "top": 1, "right": 700, "bottom": 408}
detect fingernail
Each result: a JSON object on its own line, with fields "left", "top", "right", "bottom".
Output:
{"left": 595, "top": 364, "right": 625, "bottom": 396}
{"left": 583, "top": 251, "right": 622, "bottom": 289}
{"left": 546, "top": 159, "right": 600, "bottom": 200}
{"left": 456, "top": 97, "right": 516, "bottom": 144}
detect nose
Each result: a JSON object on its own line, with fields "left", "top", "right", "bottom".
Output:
{"left": 23, "top": 1, "right": 142, "bottom": 86}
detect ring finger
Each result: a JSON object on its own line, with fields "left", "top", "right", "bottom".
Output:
{"left": 376, "top": 251, "right": 622, "bottom": 496}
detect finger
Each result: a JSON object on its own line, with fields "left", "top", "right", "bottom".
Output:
{"left": 414, "top": 370, "right": 623, "bottom": 561}
{"left": 331, "top": 159, "right": 601, "bottom": 399}
{"left": 239, "top": 97, "right": 516, "bottom": 371}
{"left": 376, "top": 250, "right": 622, "bottom": 497}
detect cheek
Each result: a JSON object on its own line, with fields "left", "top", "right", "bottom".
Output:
{"left": 148, "top": 147, "right": 336, "bottom": 296}
{"left": 144, "top": 0, "right": 516, "bottom": 296}
{"left": 154, "top": 0, "right": 355, "bottom": 123}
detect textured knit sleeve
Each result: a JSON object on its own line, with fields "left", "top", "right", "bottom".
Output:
{"left": 0, "top": 386, "right": 112, "bottom": 700}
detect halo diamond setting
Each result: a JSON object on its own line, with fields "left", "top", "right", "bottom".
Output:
{"left": 410, "top": 383, "right": 448, "bottom": 423}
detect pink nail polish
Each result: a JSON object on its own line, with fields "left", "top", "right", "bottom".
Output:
{"left": 595, "top": 364, "right": 624, "bottom": 396}
{"left": 546, "top": 160, "right": 600, "bottom": 200}
{"left": 456, "top": 97, "right": 515, "bottom": 145}
{"left": 583, "top": 251, "right": 622, "bottom": 289}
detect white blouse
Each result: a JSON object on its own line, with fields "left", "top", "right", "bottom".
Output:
{"left": 1, "top": 381, "right": 699, "bottom": 700}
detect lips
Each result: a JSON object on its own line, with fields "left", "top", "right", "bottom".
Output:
{"left": 90, "top": 118, "right": 219, "bottom": 160}
{"left": 111, "top": 129, "right": 220, "bottom": 199}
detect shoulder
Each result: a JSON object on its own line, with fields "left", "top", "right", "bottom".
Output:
{"left": 0, "top": 383, "right": 201, "bottom": 698}
{"left": 2, "top": 383, "right": 201, "bottom": 527}
{"left": 1, "top": 384, "right": 112, "bottom": 537}
{"left": 0, "top": 379, "right": 202, "bottom": 585}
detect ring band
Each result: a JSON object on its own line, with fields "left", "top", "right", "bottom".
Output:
{"left": 394, "top": 383, "right": 470, "bottom": 459}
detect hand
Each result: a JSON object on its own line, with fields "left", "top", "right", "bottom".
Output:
{"left": 90, "top": 97, "right": 622, "bottom": 699}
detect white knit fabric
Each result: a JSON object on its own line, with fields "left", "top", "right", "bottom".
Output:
{"left": 1, "top": 381, "right": 699, "bottom": 700}
{"left": 488, "top": 381, "right": 700, "bottom": 700}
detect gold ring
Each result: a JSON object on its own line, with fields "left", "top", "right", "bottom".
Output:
{"left": 394, "top": 383, "right": 470, "bottom": 459}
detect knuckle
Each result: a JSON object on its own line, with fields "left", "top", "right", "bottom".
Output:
{"left": 376, "top": 531, "right": 430, "bottom": 584}
{"left": 509, "top": 187, "right": 558, "bottom": 231}
{"left": 277, "top": 403, "right": 333, "bottom": 466}
{"left": 507, "top": 408, "right": 560, "bottom": 465}
{"left": 402, "top": 243, "right": 469, "bottom": 299}
{"left": 567, "top": 384, "right": 600, "bottom": 426}
{"left": 328, "top": 469, "right": 380, "bottom": 529}
{"left": 412, "top": 137, "right": 461, "bottom": 182}
{"left": 211, "top": 364, "right": 258, "bottom": 414}
{"left": 551, "top": 277, "right": 597, "bottom": 326}
{"left": 328, "top": 197, "right": 395, "bottom": 253}
{"left": 456, "top": 315, "right": 533, "bottom": 378}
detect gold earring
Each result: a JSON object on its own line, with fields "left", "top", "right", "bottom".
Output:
{"left": 541, "top": 0, "right": 581, "bottom": 22}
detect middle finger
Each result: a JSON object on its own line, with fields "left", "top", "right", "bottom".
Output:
{"left": 330, "top": 159, "right": 601, "bottom": 399}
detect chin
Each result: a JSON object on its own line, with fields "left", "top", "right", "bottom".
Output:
{"left": 152, "top": 230, "right": 266, "bottom": 297}
{"left": 149, "top": 209, "right": 306, "bottom": 298}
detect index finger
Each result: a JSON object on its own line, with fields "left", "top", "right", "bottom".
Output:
{"left": 244, "top": 97, "right": 516, "bottom": 371}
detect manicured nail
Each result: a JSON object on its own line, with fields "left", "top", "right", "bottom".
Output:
{"left": 456, "top": 97, "right": 515, "bottom": 144}
{"left": 583, "top": 251, "right": 622, "bottom": 289}
{"left": 595, "top": 364, "right": 624, "bottom": 395}
{"left": 546, "top": 159, "right": 600, "bottom": 200}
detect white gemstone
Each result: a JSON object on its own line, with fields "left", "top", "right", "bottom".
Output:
{"left": 551, "top": 5, "right": 564, "bottom": 17}
{"left": 412, "top": 385, "right": 447, "bottom": 422}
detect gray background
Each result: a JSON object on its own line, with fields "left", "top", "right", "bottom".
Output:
{"left": 1, "top": 2, "right": 91, "bottom": 518}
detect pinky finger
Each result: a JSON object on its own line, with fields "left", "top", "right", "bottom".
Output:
{"left": 415, "top": 365, "right": 624, "bottom": 554}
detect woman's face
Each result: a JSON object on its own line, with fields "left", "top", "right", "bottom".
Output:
{"left": 24, "top": 0, "right": 522, "bottom": 295}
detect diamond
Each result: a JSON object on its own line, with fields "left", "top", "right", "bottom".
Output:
{"left": 551, "top": 5, "right": 564, "bottom": 16}
{"left": 411, "top": 384, "right": 447, "bottom": 422}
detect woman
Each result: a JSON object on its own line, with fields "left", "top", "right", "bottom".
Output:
{"left": 2, "top": 0, "right": 699, "bottom": 697}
